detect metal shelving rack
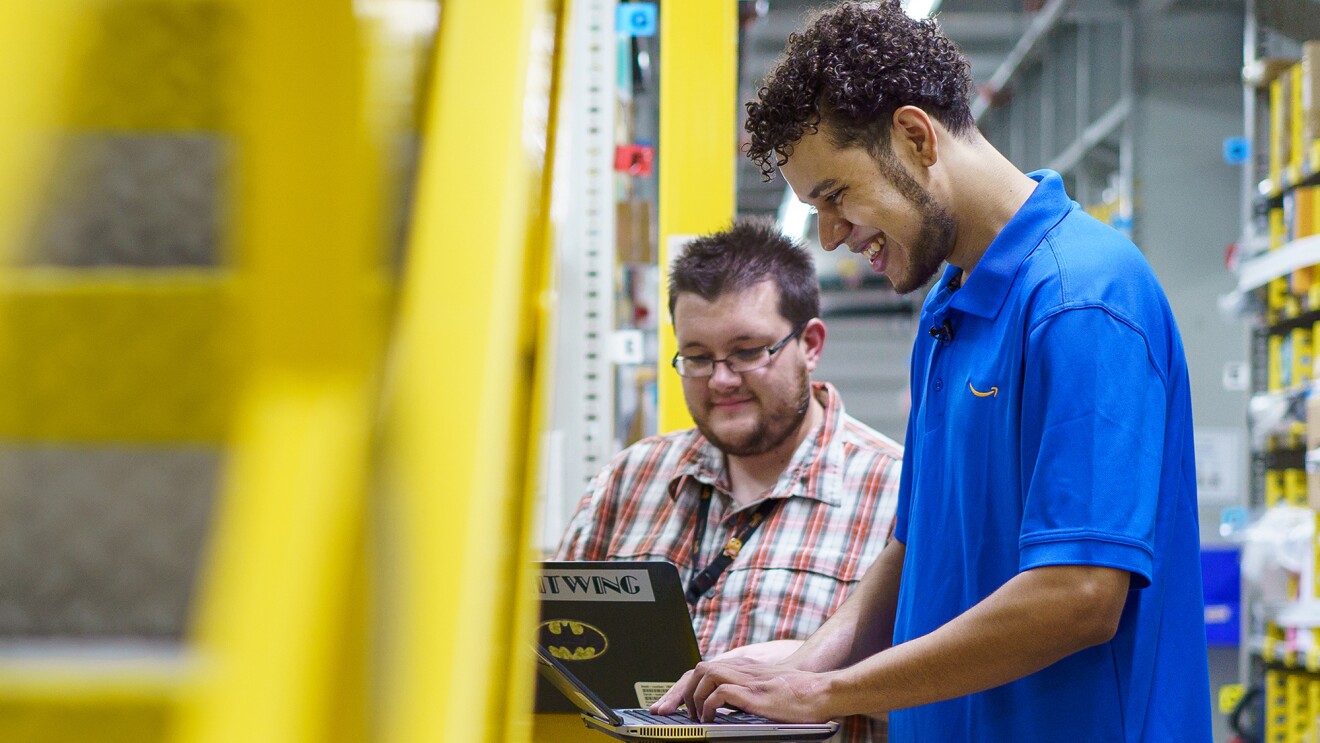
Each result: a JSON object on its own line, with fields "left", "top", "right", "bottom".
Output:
{"left": 542, "top": 0, "right": 621, "bottom": 550}
{"left": 1232, "top": 0, "right": 1320, "bottom": 739}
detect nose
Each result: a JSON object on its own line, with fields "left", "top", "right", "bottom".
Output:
{"left": 707, "top": 360, "right": 742, "bottom": 390}
{"left": 817, "top": 210, "right": 853, "bottom": 252}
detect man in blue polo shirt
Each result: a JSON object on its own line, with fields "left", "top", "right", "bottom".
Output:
{"left": 653, "top": 2, "right": 1212, "bottom": 740}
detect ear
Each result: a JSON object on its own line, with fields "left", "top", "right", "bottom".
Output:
{"left": 891, "top": 106, "right": 939, "bottom": 168}
{"left": 800, "top": 318, "right": 826, "bottom": 372}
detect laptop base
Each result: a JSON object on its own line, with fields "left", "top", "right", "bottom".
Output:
{"left": 581, "top": 710, "right": 838, "bottom": 742}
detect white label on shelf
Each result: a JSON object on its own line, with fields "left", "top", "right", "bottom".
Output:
{"left": 1222, "top": 361, "right": 1250, "bottom": 392}
{"left": 610, "top": 329, "right": 645, "bottom": 365}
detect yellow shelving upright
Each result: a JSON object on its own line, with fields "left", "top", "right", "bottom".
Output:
{"left": 0, "top": 3, "right": 237, "bottom": 739}
{"left": 376, "top": 0, "right": 562, "bottom": 739}
{"left": 655, "top": 0, "right": 737, "bottom": 434}
{"left": 0, "top": 1, "right": 565, "bottom": 742}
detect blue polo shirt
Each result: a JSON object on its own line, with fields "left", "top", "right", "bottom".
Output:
{"left": 889, "top": 171, "right": 1211, "bottom": 742}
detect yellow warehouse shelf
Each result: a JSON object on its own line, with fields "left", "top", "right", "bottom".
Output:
{"left": 0, "top": 269, "right": 233, "bottom": 442}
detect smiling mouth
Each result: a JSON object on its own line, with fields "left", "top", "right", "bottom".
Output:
{"left": 858, "top": 235, "right": 886, "bottom": 260}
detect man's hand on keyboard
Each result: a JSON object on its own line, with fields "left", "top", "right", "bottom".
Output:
{"left": 649, "top": 656, "right": 835, "bottom": 724}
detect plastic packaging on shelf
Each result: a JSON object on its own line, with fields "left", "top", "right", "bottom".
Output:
{"left": 1234, "top": 504, "right": 1314, "bottom": 607}
{"left": 1248, "top": 387, "right": 1309, "bottom": 451}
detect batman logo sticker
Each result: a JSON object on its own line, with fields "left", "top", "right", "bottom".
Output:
{"left": 539, "top": 619, "right": 608, "bottom": 661}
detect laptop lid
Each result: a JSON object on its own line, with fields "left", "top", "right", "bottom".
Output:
{"left": 533, "top": 642, "right": 623, "bottom": 725}
{"left": 535, "top": 561, "right": 702, "bottom": 712}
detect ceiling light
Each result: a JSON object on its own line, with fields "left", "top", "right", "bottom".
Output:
{"left": 902, "top": 0, "right": 943, "bottom": 19}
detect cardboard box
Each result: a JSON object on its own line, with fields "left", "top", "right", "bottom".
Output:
{"left": 1273, "top": 69, "right": 1293, "bottom": 185}
{"left": 616, "top": 199, "right": 654, "bottom": 265}
{"left": 1267, "top": 467, "right": 1285, "bottom": 507}
{"left": 1301, "top": 43, "right": 1320, "bottom": 157}
{"left": 1292, "top": 327, "right": 1313, "bottom": 385}
{"left": 1298, "top": 186, "right": 1318, "bottom": 238}
{"left": 1272, "top": 206, "right": 1287, "bottom": 250}
{"left": 1244, "top": 57, "right": 1300, "bottom": 88}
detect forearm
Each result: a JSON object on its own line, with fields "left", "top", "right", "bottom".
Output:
{"left": 814, "top": 564, "right": 1129, "bottom": 718}
{"left": 712, "top": 639, "right": 804, "bottom": 664}
{"left": 786, "top": 539, "right": 905, "bottom": 672}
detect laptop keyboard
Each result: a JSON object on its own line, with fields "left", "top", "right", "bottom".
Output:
{"left": 625, "top": 709, "right": 774, "bottom": 725}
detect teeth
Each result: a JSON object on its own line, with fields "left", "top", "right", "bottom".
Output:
{"left": 861, "top": 238, "right": 884, "bottom": 260}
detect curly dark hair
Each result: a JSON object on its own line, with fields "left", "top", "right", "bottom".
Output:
{"left": 745, "top": 0, "right": 975, "bottom": 180}
{"left": 668, "top": 218, "right": 819, "bottom": 327}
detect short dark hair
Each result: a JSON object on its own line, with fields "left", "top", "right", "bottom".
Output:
{"left": 745, "top": 0, "right": 975, "bottom": 180}
{"left": 668, "top": 218, "right": 819, "bottom": 326}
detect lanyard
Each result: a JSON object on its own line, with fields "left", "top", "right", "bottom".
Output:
{"left": 684, "top": 483, "right": 779, "bottom": 605}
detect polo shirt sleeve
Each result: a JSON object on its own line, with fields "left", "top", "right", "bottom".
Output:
{"left": 1018, "top": 306, "right": 1164, "bottom": 589}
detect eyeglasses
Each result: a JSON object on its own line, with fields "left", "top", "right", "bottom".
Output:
{"left": 671, "top": 322, "right": 808, "bottom": 378}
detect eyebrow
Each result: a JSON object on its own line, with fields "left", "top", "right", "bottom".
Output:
{"left": 680, "top": 334, "right": 765, "bottom": 352}
{"left": 807, "top": 178, "right": 839, "bottom": 200}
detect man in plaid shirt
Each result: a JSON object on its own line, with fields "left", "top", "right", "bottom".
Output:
{"left": 554, "top": 219, "right": 902, "bottom": 742}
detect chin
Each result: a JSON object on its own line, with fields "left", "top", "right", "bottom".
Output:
{"left": 698, "top": 421, "right": 759, "bottom": 455}
{"left": 711, "top": 424, "right": 755, "bottom": 448}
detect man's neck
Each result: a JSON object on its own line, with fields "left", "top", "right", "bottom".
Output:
{"left": 942, "top": 138, "right": 1039, "bottom": 277}
{"left": 723, "top": 390, "right": 825, "bottom": 508}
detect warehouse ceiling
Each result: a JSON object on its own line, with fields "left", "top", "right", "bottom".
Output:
{"left": 733, "top": 0, "right": 1253, "bottom": 220}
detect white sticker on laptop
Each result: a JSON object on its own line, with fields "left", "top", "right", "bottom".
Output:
{"left": 634, "top": 681, "right": 675, "bottom": 707}
{"left": 539, "top": 568, "right": 656, "bottom": 602}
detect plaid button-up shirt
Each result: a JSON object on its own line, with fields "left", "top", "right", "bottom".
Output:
{"left": 554, "top": 382, "right": 902, "bottom": 743}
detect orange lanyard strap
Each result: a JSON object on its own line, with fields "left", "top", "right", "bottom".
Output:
{"left": 684, "top": 484, "right": 779, "bottom": 605}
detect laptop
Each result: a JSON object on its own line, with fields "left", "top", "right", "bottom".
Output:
{"left": 534, "top": 642, "right": 839, "bottom": 741}
{"left": 535, "top": 561, "right": 702, "bottom": 712}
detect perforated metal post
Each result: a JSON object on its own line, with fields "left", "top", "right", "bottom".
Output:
{"left": 543, "top": 0, "right": 618, "bottom": 549}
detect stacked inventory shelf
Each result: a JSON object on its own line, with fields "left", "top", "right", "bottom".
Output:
{"left": 1235, "top": 25, "right": 1320, "bottom": 740}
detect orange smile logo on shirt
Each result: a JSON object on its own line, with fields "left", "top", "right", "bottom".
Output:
{"left": 968, "top": 381, "right": 998, "bottom": 398}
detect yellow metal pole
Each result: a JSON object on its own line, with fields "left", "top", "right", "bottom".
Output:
{"left": 378, "top": 0, "right": 558, "bottom": 740}
{"left": 0, "top": 3, "right": 87, "bottom": 264}
{"left": 517, "top": 0, "right": 569, "bottom": 739}
{"left": 174, "top": 2, "right": 386, "bottom": 742}
{"left": 656, "top": 0, "right": 738, "bottom": 434}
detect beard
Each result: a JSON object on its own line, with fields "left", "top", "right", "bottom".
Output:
{"left": 889, "top": 200, "right": 956, "bottom": 294}
{"left": 872, "top": 147, "right": 957, "bottom": 295}
{"left": 693, "top": 366, "right": 813, "bottom": 457}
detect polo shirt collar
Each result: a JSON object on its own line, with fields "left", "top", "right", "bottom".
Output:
{"left": 666, "top": 381, "right": 846, "bottom": 508}
{"left": 945, "top": 169, "right": 1073, "bottom": 320}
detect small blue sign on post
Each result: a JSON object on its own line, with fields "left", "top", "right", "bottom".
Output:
{"left": 617, "top": 2, "right": 657, "bottom": 37}
{"left": 1223, "top": 136, "right": 1250, "bottom": 165}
